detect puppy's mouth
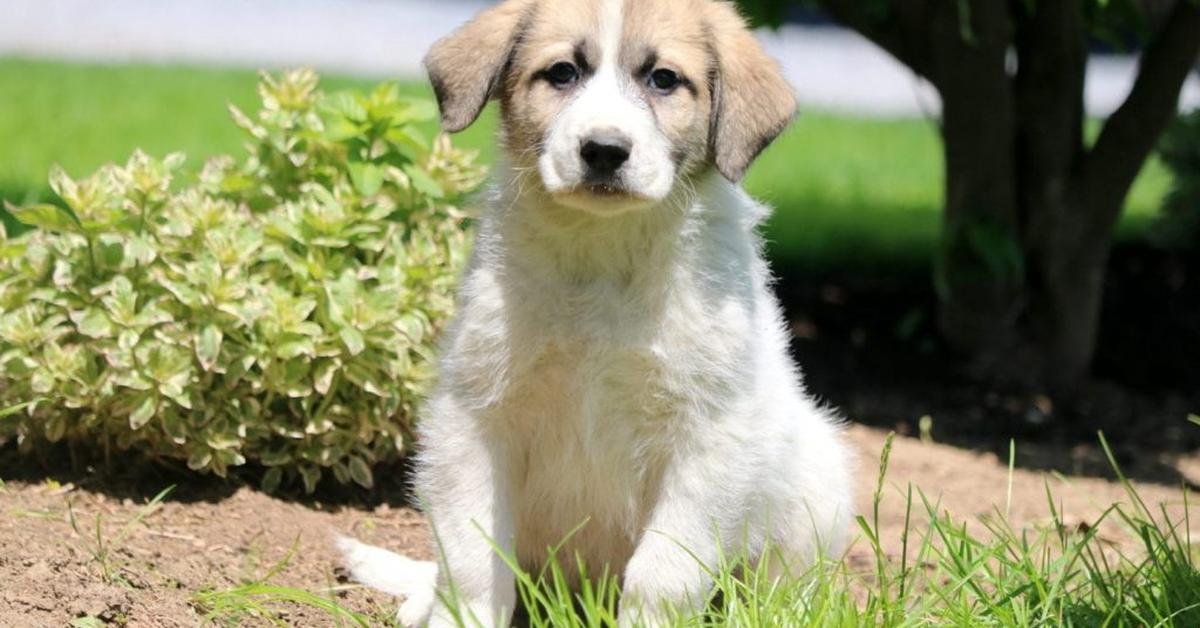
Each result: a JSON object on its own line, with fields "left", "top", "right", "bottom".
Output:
{"left": 583, "top": 181, "right": 626, "bottom": 197}
{"left": 550, "top": 180, "right": 656, "bottom": 213}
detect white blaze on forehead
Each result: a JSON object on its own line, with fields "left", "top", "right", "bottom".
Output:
{"left": 598, "top": 0, "right": 625, "bottom": 67}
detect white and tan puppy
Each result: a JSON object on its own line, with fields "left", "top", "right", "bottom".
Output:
{"left": 340, "top": 0, "right": 853, "bottom": 626}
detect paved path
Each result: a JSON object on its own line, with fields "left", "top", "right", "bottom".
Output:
{"left": 1, "top": 0, "right": 1197, "bottom": 116}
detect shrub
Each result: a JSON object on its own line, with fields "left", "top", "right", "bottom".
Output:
{"left": 0, "top": 70, "right": 484, "bottom": 492}
{"left": 1155, "top": 109, "right": 1200, "bottom": 249}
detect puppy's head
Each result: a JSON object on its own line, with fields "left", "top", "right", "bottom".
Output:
{"left": 425, "top": 0, "right": 795, "bottom": 213}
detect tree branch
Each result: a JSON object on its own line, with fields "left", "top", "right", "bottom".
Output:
{"left": 1085, "top": 0, "right": 1200, "bottom": 225}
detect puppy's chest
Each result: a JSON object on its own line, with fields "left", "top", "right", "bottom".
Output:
{"left": 494, "top": 283, "right": 750, "bottom": 430}
{"left": 498, "top": 336, "right": 694, "bottom": 565}
{"left": 456, "top": 271, "right": 754, "bottom": 568}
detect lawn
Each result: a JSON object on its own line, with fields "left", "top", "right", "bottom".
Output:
{"left": 0, "top": 57, "right": 1171, "bottom": 272}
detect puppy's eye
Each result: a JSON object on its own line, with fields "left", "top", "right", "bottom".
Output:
{"left": 543, "top": 62, "right": 580, "bottom": 88}
{"left": 649, "top": 68, "right": 680, "bottom": 93}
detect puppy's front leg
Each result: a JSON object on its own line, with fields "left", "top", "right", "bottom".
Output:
{"left": 618, "top": 446, "right": 737, "bottom": 627}
{"left": 419, "top": 396, "right": 515, "bottom": 628}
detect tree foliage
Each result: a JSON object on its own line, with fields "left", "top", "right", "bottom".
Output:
{"left": 1156, "top": 110, "right": 1200, "bottom": 248}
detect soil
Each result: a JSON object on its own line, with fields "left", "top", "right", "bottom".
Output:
{"left": 1, "top": 242, "right": 1197, "bottom": 626}
{"left": 2, "top": 424, "right": 1195, "bottom": 627}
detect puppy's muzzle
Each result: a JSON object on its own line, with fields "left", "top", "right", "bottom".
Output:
{"left": 580, "top": 131, "right": 632, "bottom": 179}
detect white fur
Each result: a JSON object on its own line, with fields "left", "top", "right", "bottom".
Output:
{"left": 340, "top": 1, "right": 854, "bottom": 625}
{"left": 336, "top": 536, "right": 438, "bottom": 627}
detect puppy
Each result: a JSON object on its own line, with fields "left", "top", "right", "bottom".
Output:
{"left": 340, "top": 1, "right": 853, "bottom": 625}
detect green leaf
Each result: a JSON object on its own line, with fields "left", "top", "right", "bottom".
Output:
{"left": 339, "top": 327, "right": 366, "bottom": 357}
{"left": 4, "top": 201, "right": 81, "bottom": 233}
{"left": 98, "top": 239, "right": 126, "bottom": 269}
{"left": 162, "top": 410, "right": 188, "bottom": 444}
{"left": 299, "top": 465, "right": 321, "bottom": 494}
{"left": 47, "top": 164, "right": 78, "bottom": 205}
{"left": 126, "top": 234, "right": 157, "bottom": 265}
{"left": 332, "top": 461, "right": 351, "bottom": 485}
{"left": 44, "top": 413, "right": 67, "bottom": 442}
{"left": 187, "top": 449, "right": 213, "bottom": 472}
{"left": 129, "top": 395, "right": 156, "bottom": 430}
{"left": 195, "top": 325, "right": 223, "bottom": 372}
{"left": 313, "top": 360, "right": 339, "bottom": 395}
{"left": 348, "top": 455, "right": 374, "bottom": 489}
{"left": 323, "top": 90, "right": 368, "bottom": 123}
{"left": 276, "top": 338, "right": 315, "bottom": 360}
{"left": 74, "top": 308, "right": 114, "bottom": 339}
{"left": 348, "top": 162, "right": 385, "bottom": 196}
{"left": 261, "top": 466, "right": 283, "bottom": 493}
{"left": 396, "top": 314, "right": 426, "bottom": 344}
{"left": 260, "top": 448, "right": 293, "bottom": 467}
{"left": 402, "top": 164, "right": 444, "bottom": 199}
{"left": 385, "top": 126, "right": 428, "bottom": 161}
{"left": 0, "top": 240, "right": 27, "bottom": 261}
{"left": 0, "top": 400, "right": 37, "bottom": 420}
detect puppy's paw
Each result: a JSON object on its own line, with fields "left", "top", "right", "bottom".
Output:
{"left": 397, "top": 587, "right": 436, "bottom": 628}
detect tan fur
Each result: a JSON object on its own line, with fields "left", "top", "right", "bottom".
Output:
{"left": 704, "top": 1, "right": 797, "bottom": 181}
{"left": 423, "top": 0, "right": 534, "bottom": 132}
{"left": 501, "top": 1, "right": 605, "bottom": 166}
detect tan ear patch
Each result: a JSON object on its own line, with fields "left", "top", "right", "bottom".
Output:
{"left": 705, "top": 1, "right": 796, "bottom": 181}
{"left": 424, "top": 0, "right": 535, "bottom": 132}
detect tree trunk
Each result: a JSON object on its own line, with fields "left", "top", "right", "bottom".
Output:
{"left": 1028, "top": 234, "right": 1109, "bottom": 386}
{"left": 1014, "top": 0, "right": 1093, "bottom": 387}
{"left": 929, "top": 1, "right": 1025, "bottom": 370}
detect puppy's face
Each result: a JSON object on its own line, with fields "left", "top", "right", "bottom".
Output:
{"left": 425, "top": 0, "right": 795, "bottom": 214}
{"left": 503, "top": 0, "right": 711, "bottom": 212}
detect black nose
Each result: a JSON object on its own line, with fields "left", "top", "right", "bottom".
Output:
{"left": 580, "top": 133, "right": 631, "bottom": 176}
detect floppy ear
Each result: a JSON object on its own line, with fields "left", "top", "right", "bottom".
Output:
{"left": 706, "top": 2, "right": 797, "bottom": 181}
{"left": 424, "top": 0, "right": 532, "bottom": 132}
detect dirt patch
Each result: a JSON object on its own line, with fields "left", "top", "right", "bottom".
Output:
{"left": 0, "top": 471, "right": 428, "bottom": 627}
{"left": 2, "top": 425, "right": 1193, "bottom": 626}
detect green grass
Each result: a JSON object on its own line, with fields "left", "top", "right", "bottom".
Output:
{"left": 0, "top": 58, "right": 490, "bottom": 203}
{"left": 192, "top": 433, "right": 1200, "bottom": 627}
{"left": 67, "top": 485, "right": 175, "bottom": 585}
{"left": 0, "top": 56, "right": 1170, "bottom": 272}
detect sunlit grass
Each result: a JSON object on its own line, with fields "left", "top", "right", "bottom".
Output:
{"left": 192, "top": 537, "right": 383, "bottom": 627}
